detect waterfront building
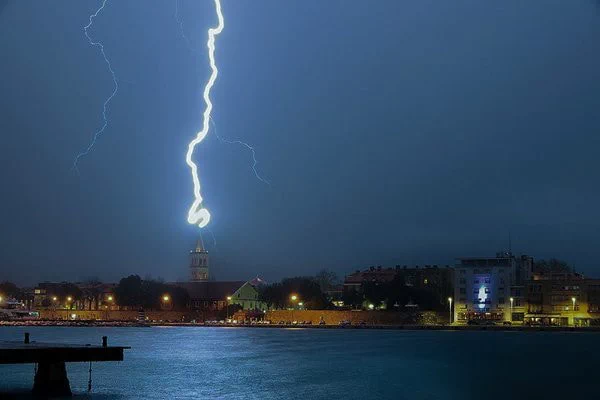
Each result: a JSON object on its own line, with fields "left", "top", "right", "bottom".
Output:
{"left": 525, "top": 272, "right": 600, "bottom": 326}
{"left": 228, "top": 277, "right": 268, "bottom": 311}
{"left": 453, "top": 253, "right": 533, "bottom": 322}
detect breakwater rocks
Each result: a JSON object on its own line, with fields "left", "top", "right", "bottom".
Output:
{"left": 3, "top": 320, "right": 598, "bottom": 333}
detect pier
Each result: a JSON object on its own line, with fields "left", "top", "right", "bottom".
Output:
{"left": 0, "top": 333, "right": 129, "bottom": 396}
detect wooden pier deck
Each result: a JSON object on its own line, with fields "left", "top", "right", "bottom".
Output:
{"left": 0, "top": 333, "right": 129, "bottom": 396}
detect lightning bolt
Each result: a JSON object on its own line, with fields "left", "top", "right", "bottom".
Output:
{"left": 185, "top": 0, "right": 224, "bottom": 228}
{"left": 73, "top": 0, "right": 119, "bottom": 173}
{"left": 210, "top": 116, "right": 270, "bottom": 185}
{"left": 174, "top": 0, "right": 193, "bottom": 52}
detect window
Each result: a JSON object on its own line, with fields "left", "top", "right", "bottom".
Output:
{"left": 459, "top": 278, "right": 466, "bottom": 284}
{"left": 459, "top": 269, "right": 466, "bottom": 275}
{"left": 498, "top": 297, "right": 505, "bottom": 304}
{"left": 460, "top": 288, "right": 466, "bottom": 294}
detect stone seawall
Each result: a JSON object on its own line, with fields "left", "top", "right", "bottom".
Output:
{"left": 265, "top": 310, "right": 447, "bottom": 325}
{"left": 38, "top": 310, "right": 195, "bottom": 322}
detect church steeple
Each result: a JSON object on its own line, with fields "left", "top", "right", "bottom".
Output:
{"left": 195, "top": 238, "right": 205, "bottom": 252}
{"left": 189, "top": 237, "right": 209, "bottom": 281}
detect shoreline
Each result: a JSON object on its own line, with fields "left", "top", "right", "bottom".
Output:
{"left": 1, "top": 320, "right": 599, "bottom": 332}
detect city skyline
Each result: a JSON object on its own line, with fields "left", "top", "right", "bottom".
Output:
{"left": 1, "top": 0, "right": 600, "bottom": 285}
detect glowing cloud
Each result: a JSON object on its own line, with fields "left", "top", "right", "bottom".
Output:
{"left": 185, "top": 0, "right": 224, "bottom": 228}
{"left": 74, "top": 0, "right": 118, "bottom": 173}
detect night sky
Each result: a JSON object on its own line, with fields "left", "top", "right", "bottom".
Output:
{"left": 1, "top": 0, "right": 600, "bottom": 285}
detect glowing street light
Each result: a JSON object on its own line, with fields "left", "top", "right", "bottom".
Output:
{"left": 290, "top": 294, "right": 299, "bottom": 322}
{"left": 66, "top": 296, "right": 72, "bottom": 302}
{"left": 0, "top": 296, "right": 3, "bottom": 302}
{"left": 510, "top": 297, "right": 514, "bottom": 322}
{"left": 448, "top": 297, "right": 453, "bottom": 325}
{"left": 163, "top": 295, "right": 170, "bottom": 302}
{"left": 572, "top": 297, "right": 577, "bottom": 326}
{"left": 368, "top": 304, "right": 374, "bottom": 310}
{"left": 52, "top": 296, "right": 58, "bottom": 302}
{"left": 107, "top": 295, "right": 113, "bottom": 302}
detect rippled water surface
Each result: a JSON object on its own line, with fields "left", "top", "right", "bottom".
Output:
{"left": 0, "top": 326, "right": 597, "bottom": 399}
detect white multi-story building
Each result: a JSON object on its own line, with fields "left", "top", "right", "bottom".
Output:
{"left": 453, "top": 252, "right": 532, "bottom": 323}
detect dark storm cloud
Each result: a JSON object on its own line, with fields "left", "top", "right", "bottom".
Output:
{"left": 0, "top": 0, "right": 599, "bottom": 284}
{"left": 0, "top": 0, "right": 10, "bottom": 16}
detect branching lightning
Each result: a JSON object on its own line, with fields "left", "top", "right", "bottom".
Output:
{"left": 210, "top": 116, "right": 270, "bottom": 185}
{"left": 73, "top": 0, "right": 119, "bottom": 173}
{"left": 174, "top": 0, "right": 193, "bottom": 52}
{"left": 185, "top": 0, "right": 224, "bottom": 228}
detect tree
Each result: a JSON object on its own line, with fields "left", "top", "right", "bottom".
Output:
{"left": 342, "top": 288, "right": 363, "bottom": 309}
{"left": 0, "top": 281, "right": 20, "bottom": 298}
{"left": 114, "top": 275, "right": 143, "bottom": 308}
{"left": 81, "top": 279, "right": 103, "bottom": 310}
{"left": 315, "top": 269, "right": 339, "bottom": 292}
{"left": 54, "top": 283, "right": 82, "bottom": 310}
{"left": 259, "top": 277, "right": 332, "bottom": 310}
{"left": 114, "top": 275, "right": 190, "bottom": 310}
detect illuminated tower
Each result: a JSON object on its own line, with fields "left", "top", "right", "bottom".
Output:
{"left": 189, "top": 238, "right": 209, "bottom": 282}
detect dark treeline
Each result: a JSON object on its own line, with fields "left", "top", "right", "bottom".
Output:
{"left": 259, "top": 276, "right": 333, "bottom": 310}
{"left": 114, "top": 275, "right": 189, "bottom": 310}
{"left": 343, "top": 276, "right": 446, "bottom": 311}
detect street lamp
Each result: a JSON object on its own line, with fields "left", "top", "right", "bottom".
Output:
{"left": 107, "top": 295, "right": 113, "bottom": 302}
{"left": 290, "top": 294, "right": 299, "bottom": 323}
{"left": 572, "top": 297, "right": 576, "bottom": 326}
{"left": 52, "top": 296, "right": 58, "bottom": 302}
{"left": 368, "top": 303, "right": 374, "bottom": 310}
{"left": 448, "top": 297, "right": 453, "bottom": 325}
{"left": 226, "top": 296, "right": 232, "bottom": 320}
{"left": 163, "top": 295, "right": 170, "bottom": 302}
{"left": 510, "top": 297, "right": 514, "bottom": 322}
{"left": 66, "top": 296, "right": 72, "bottom": 302}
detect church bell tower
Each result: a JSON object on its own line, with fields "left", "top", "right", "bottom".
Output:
{"left": 189, "top": 238, "right": 209, "bottom": 281}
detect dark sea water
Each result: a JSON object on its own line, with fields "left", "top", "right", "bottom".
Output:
{"left": 0, "top": 326, "right": 597, "bottom": 399}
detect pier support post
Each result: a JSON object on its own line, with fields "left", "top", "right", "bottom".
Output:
{"left": 32, "top": 361, "right": 72, "bottom": 397}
